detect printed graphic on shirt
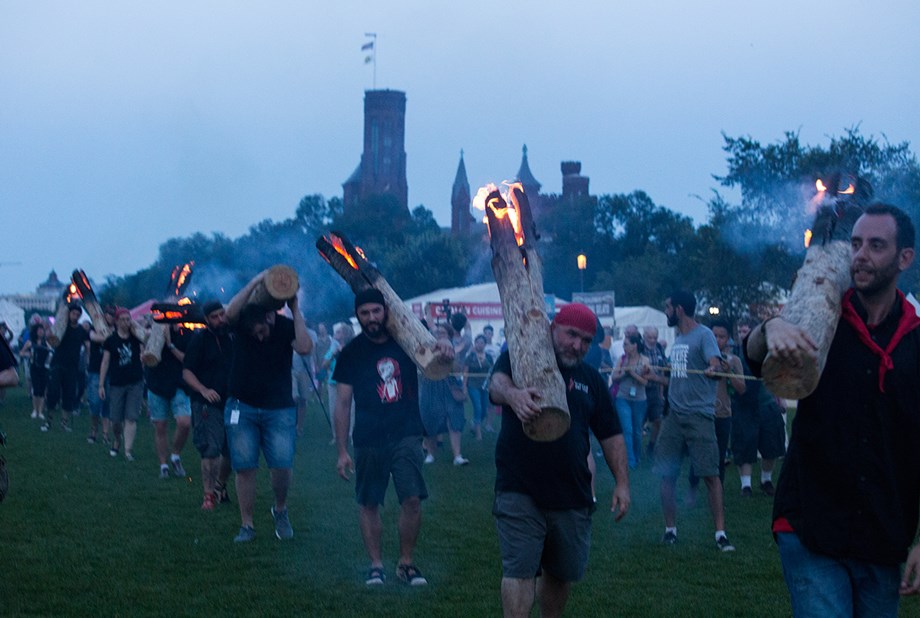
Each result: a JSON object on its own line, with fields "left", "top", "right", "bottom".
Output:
{"left": 376, "top": 357, "right": 402, "bottom": 403}
{"left": 670, "top": 343, "right": 689, "bottom": 378}
{"left": 568, "top": 376, "right": 589, "bottom": 394}
{"left": 117, "top": 342, "right": 134, "bottom": 367}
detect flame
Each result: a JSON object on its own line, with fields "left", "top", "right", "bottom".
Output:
{"left": 804, "top": 229, "right": 813, "bottom": 248}
{"left": 471, "top": 182, "right": 525, "bottom": 246}
{"left": 816, "top": 179, "right": 827, "bottom": 193}
{"left": 180, "top": 322, "right": 205, "bottom": 331}
{"left": 65, "top": 283, "right": 82, "bottom": 303}
{"left": 177, "top": 297, "right": 192, "bottom": 306}
{"left": 839, "top": 183, "right": 855, "bottom": 195}
{"left": 329, "top": 235, "right": 359, "bottom": 270}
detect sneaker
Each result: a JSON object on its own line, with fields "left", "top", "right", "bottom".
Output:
{"left": 214, "top": 482, "right": 230, "bottom": 504}
{"left": 716, "top": 535, "right": 736, "bottom": 552}
{"left": 234, "top": 525, "right": 256, "bottom": 543}
{"left": 201, "top": 493, "right": 216, "bottom": 511}
{"left": 423, "top": 453, "right": 435, "bottom": 465}
{"left": 159, "top": 465, "right": 170, "bottom": 480}
{"left": 125, "top": 451, "right": 135, "bottom": 462}
{"left": 86, "top": 434, "right": 96, "bottom": 444}
{"left": 271, "top": 506, "right": 293, "bottom": 540}
{"left": 31, "top": 410, "right": 38, "bottom": 419}
{"left": 662, "top": 531, "right": 678, "bottom": 545}
{"left": 40, "top": 422, "right": 50, "bottom": 433}
{"left": 37, "top": 413, "right": 46, "bottom": 421}
{"left": 741, "top": 486, "right": 753, "bottom": 498}
{"left": 453, "top": 455, "right": 469, "bottom": 466}
{"left": 109, "top": 447, "right": 118, "bottom": 457}
{"left": 396, "top": 563, "right": 428, "bottom": 586}
{"left": 760, "top": 481, "right": 775, "bottom": 497}
{"left": 365, "top": 566, "right": 386, "bottom": 586}
{"left": 171, "top": 457, "right": 187, "bottom": 477}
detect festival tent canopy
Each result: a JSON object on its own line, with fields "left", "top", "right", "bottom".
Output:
{"left": 129, "top": 299, "right": 156, "bottom": 320}
{"left": 0, "top": 299, "right": 26, "bottom": 340}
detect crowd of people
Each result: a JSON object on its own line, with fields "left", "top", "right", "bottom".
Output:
{"left": 2, "top": 202, "right": 920, "bottom": 616}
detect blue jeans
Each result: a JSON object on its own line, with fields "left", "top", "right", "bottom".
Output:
{"left": 468, "top": 386, "right": 489, "bottom": 427}
{"left": 776, "top": 532, "right": 901, "bottom": 617}
{"left": 224, "top": 398, "right": 297, "bottom": 470}
{"left": 86, "top": 372, "right": 110, "bottom": 419}
{"left": 614, "top": 398, "right": 647, "bottom": 469}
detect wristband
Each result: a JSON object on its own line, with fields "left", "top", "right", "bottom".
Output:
{"left": 761, "top": 316, "right": 780, "bottom": 347}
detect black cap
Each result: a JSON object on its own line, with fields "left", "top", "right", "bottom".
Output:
{"left": 68, "top": 300, "right": 83, "bottom": 311}
{"left": 354, "top": 288, "right": 385, "bottom": 312}
{"left": 202, "top": 300, "right": 223, "bottom": 317}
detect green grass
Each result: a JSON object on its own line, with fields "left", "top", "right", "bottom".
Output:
{"left": 0, "top": 386, "right": 917, "bottom": 616}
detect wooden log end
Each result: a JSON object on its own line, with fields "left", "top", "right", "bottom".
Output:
{"left": 522, "top": 407, "right": 571, "bottom": 442}
{"left": 141, "top": 353, "right": 160, "bottom": 368}
{"left": 761, "top": 354, "right": 819, "bottom": 400}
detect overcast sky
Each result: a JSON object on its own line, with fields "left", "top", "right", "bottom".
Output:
{"left": 2, "top": 1, "right": 918, "bottom": 295}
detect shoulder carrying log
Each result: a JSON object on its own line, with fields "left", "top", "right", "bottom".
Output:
{"left": 248, "top": 265, "right": 299, "bottom": 310}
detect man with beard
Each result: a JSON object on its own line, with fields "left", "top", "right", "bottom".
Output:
{"left": 45, "top": 301, "right": 90, "bottom": 432}
{"left": 183, "top": 300, "right": 234, "bottom": 510}
{"left": 333, "top": 289, "right": 454, "bottom": 587}
{"left": 745, "top": 204, "right": 920, "bottom": 616}
{"left": 656, "top": 290, "right": 734, "bottom": 552}
{"left": 224, "top": 273, "right": 312, "bottom": 542}
{"left": 489, "top": 303, "right": 630, "bottom": 618}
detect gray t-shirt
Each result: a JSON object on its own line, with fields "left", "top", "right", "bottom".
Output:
{"left": 667, "top": 324, "right": 721, "bottom": 417}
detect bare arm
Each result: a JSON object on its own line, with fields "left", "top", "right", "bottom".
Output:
{"left": 98, "top": 350, "right": 110, "bottom": 400}
{"left": 288, "top": 296, "right": 312, "bottom": 356}
{"left": 902, "top": 543, "right": 920, "bottom": 595}
{"left": 334, "top": 382, "right": 354, "bottom": 480}
{"left": 745, "top": 317, "right": 818, "bottom": 367}
{"left": 226, "top": 270, "right": 267, "bottom": 325}
{"left": 182, "top": 368, "right": 221, "bottom": 404}
{"left": 727, "top": 355, "right": 746, "bottom": 395}
{"left": 488, "top": 371, "right": 541, "bottom": 424}
{"left": 598, "top": 433, "right": 630, "bottom": 521}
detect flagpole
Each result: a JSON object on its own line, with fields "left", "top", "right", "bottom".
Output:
{"left": 364, "top": 32, "right": 377, "bottom": 89}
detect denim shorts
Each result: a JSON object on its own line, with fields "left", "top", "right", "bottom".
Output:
{"left": 224, "top": 398, "right": 296, "bottom": 470}
{"left": 147, "top": 390, "right": 191, "bottom": 421}
{"left": 86, "top": 373, "right": 110, "bottom": 419}
{"left": 493, "top": 491, "right": 592, "bottom": 582}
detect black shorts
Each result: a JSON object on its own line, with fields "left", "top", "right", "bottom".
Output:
{"left": 493, "top": 491, "right": 592, "bottom": 582}
{"left": 731, "top": 402, "right": 786, "bottom": 465}
{"left": 192, "top": 400, "right": 228, "bottom": 459}
{"left": 354, "top": 436, "right": 428, "bottom": 507}
{"left": 30, "top": 366, "right": 49, "bottom": 397}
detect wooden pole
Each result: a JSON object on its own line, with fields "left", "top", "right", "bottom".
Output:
{"left": 487, "top": 185, "right": 569, "bottom": 442}
{"left": 761, "top": 205, "right": 861, "bottom": 399}
{"left": 247, "top": 265, "right": 299, "bottom": 310}
{"left": 71, "top": 269, "right": 111, "bottom": 339}
{"left": 316, "top": 234, "right": 452, "bottom": 380}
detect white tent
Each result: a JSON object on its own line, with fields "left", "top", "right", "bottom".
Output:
{"left": 610, "top": 306, "right": 674, "bottom": 350}
{"left": 0, "top": 299, "right": 26, "bottom": 343}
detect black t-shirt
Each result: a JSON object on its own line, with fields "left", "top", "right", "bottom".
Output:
{"left": 103, "top": 332, "right": 144, "bottom": 386}
{"left": 52, "top": 323, "right": 89, "bottom": 368}
{"left": 228, "top": 315, "right": 295, "bottom": 409}
{"left": 145, "top": 328, "right": 191, "bottom": 399}
{"left": 332, "top": 334, "right": 422, "bottom": 448}
{"left": 183, "top": 326, "right": 233, "bottom": 404}
{"left": 30, "top": 342, "right": 53, "bottom": 371}
{"left": 492, "top": 350, "right": 621, "bottom": 509}
{"left": 88, "top": 336, "right": 104, "bottom": 374}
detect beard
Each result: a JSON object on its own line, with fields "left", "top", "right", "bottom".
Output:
{"left": 666, "top": 312, "right": 678, "bottom": 327}
{"left": 851, "top": 256, "right": 901, "bottom": 297}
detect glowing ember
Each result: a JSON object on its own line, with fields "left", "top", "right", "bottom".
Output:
{"left": 839, "top": 183, "right": 855, "bottom": 195}
{"left": 471, "top": 182, "right": 526, "bottom": 246}
{"left": 329, "top": 235, "right": 359, "bottom": 270}
{"left": 804, "top": 229, "right": 813, "bottom": 248}
{"left": 816, "top": 179, "right": 827, "bottom": 193}
{"left": 177, "top": 297, "right": 192, "bottom": 306}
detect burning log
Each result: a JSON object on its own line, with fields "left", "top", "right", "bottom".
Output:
{"left": 71, "top": 269, "right": 111, "bottom": 339}
{"left": 247, "top": 264, "right": 300, "bottom": 310}
{"left": 316, "top": 233, "right": 452, "bottom": 380}
{"left": 150, "top": 302, "right": 205, "bottom": 325}
{"left": 478, "top": 183, "right": 569, "bottom": 442}
{"left": 761, "top": 204, "right": 862, "bottom": 399}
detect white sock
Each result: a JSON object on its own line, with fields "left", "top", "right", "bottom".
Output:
{"left": 170, "top": 453, "right": 181, "bottom": 463}
{"left": 665, "top": 527, "right": 677, "bottom": 535}
{"left": 740, "top": 475, "right": 752, "bottom": 489}
{"left": 761, "top": 470, "right": 773, "bottom": 484}
{"left": 160, "top": 463, "right": 169, "bottom": 471}
{"left": 715, "top": 530, "right": 727, "bottom": 541}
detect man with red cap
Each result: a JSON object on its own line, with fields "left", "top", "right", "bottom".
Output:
{"left": 489, "top": 302, "right": 630, "bottom": 618}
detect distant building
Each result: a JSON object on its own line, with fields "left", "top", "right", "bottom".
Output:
{"left": 343, "top": 89, "right": 409, "bottom": 215}
{"left": 0, "top": 270, "right": 66, "bottom": 313}
{"left": 450, "top": 151, "right": 475, "bottom": 237}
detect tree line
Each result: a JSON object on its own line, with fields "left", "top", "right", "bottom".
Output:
{"left": 102, "top": 128, "right": 920, "bottom": 325}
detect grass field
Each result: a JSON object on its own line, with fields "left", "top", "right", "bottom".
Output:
{"left": 0, "top": 385, "right": 917, "bottom": 617}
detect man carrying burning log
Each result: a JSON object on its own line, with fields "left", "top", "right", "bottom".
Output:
{"left": 333, "top": 289, "right": 455, "bottom": 587}
{"left": 745, "top": 204, "right": 920, "bottom": 615}
{"left": 488, "top": 303, "right": 630, "bottom": 618}
{"left": 183, "top": 300, "right": 234, "bottom": 511}
{"left": 224, "top": 272, "right": 312, "bottom": 543}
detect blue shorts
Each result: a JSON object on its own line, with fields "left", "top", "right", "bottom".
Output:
{"left": 224, "top": 398, "right": 296, "bottom": 470}
{"left": 147, "top": 390, "right": 191, "bottom": 421}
